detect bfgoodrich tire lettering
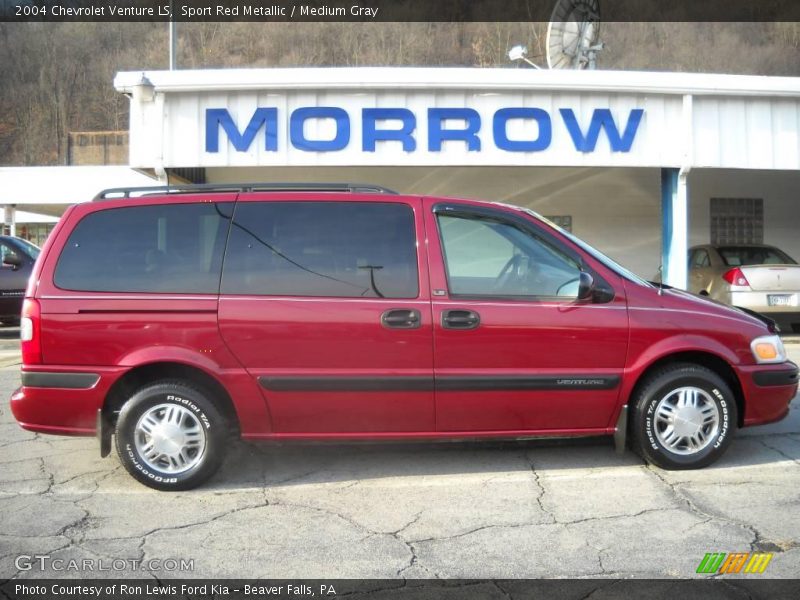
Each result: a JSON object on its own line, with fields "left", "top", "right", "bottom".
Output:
{"left": 631, "top": 363, "right": 737, "bottom": 470}
{"left": 114, "top": 381, "right": 229, "bottom": 491}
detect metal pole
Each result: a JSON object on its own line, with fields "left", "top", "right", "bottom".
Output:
{"left": 169, "top": 1, "right": 176, "bottom": 70}
{"left": 4, "top": 205, "right": 16, "bottom": 237}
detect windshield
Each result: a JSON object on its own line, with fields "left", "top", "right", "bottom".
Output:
{"left": 13, "top": 238, "right": 41, "bottom": 260}
{"left": 717, "top": 246, "right": 796, "bottom": 266}
{"left": 511, "top": 205, "right": 655, "bottom": 288}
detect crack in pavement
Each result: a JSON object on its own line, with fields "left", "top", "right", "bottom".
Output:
{"left": 575, "top": 580, "right": 625, "bottom": 599}
{"left": 0, "top": 448, "right": 90, "bottom": 465}
{"left": 136, "top": 500, "right": 272, "bottom": 573}
{"left": 522, "top": 451, "right": 681, "bottom": 527}
{"left": 718, "top": 579, "right": 758, "bottom": 600}
{"left": 0, "top": 438, "right": 46, "bottom": 449}
{"left": 578, "top": 538, "right": 632, "bottom": 579}
{"left": 556, "top": 506, "right": 675, "bottom": 526}
{"left": 521, "top": 450, "right": 557, "bottom": 524}
{"left": 136, "top": 497, "right": 417, "bottom": 577}
{"left": 265, "top": 498, "right": 375, "bottom": 536}
{"left": 3, "top": 535, "right": 76, "bottom": 580}
{"left": 0, "top": 586, "right": 15, "bottom": 600}
{"left": 395, "top": 544, "right": 419, "bottom": 578}
{"left": 738, "top": 429, "right": 800, "bottom": 439}
{"left": 644, "top": 465, "right": 767, "bottom": 554}
{"left": 758, "top": 438, "right": 800, "bottom": 467}
{"left": 407, "top": 520, "right": 541, "bottom": 548}
{"left": 491, "top": 580, "right": 514, "bottom": 600}
{"left": 393, "top": 512, "right": 424, "bottom": 578}
{"left": 51, "top": 468, "right": 110, "bottom": 489}
{"left": 40, "top": 457, "right": 55, "bottom": 494}
{"left": 264, "top": 468, "right": 324, "bottom": 488}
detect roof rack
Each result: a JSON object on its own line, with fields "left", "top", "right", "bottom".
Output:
{"left": 93, "top": 182, "right": 399, "bottom": 201}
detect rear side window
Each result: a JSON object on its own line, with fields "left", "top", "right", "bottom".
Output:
{"left": 690, "top": 249, "right": 710, "bottom": 268}
{"left": 222, "top": 201, "right": 419, "bottom": 298}
{"left": 54, "top": 203, "right": 233, "bottom": 293}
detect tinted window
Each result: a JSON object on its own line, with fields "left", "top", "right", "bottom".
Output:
{"left": 11, "top": 238, "right": 40, "bottom": 260}
{"left": 222, "top": 202, "right": 418, "bottom": 298}
{"left": 690, "top": 249, "right": 710, "bottom": 268}
{"left": 718, "top": 246, "right": 796, "bottom": 266}
{"left": 54, "top": 203, "right": 232, "bottom": 293}
{"left": 0, "top": 241, "right": 20, "bottom": 265}
{"left": 438, "top": 213, "right": 581, "bottom": 298}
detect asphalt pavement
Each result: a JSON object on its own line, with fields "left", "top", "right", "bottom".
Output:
{"left": 0, "top": 334, "right": 798, "bottom": 579}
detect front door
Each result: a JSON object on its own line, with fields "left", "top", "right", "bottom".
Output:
{"left": 424, "top": 200, "right": 629, "bottom": 433}
{"left": 218, "top": 195, "right": 434, "bottom": 434}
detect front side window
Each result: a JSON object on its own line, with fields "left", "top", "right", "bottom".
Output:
{"left": 54, "top": 203, "right": 232, "bottom": 293}
{"left": 222, "top": 201, "right": 419, "bottom": 299}
{"left": 0, "top": 242, "right": 18, "bottom": 266}
{"left": 11, "top": 238, "right": 40, "bottom": 260}
{"left": 437, "top": 213, "right": 581, "bottom": 298}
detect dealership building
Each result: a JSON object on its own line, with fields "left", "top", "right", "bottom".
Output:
{"left": 5, "top": 67, "right": 800, "bottom": 288}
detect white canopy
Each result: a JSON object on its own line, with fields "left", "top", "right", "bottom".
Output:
{"left": 0, "top": 166, "right": 157, "bottom": 217}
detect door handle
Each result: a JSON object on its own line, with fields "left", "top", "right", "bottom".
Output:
{"left": 381, "top": 309, "right": 421, "bottom": 329}
{"left": 441, "top": 309, "right": 480, "bottom": 330}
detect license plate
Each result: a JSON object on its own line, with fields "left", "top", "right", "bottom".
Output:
{"left": 767, "top": 294, "right": 797, "bottom": 307}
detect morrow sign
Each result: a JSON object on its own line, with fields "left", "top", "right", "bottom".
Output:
{"left": 205, "top": 107, "right": 645, "bottom": 154}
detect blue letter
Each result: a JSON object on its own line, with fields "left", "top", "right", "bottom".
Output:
{"left": 493, "top": 108, "right": 552, "bottom": 152}
{"left": 205, "top": 108, "right": 277, "bottom": 152}
{"left": 290, "top": 107, "right": 350, "bottom": 152}
{"left": 560, "top": 108, "right": 644, "bottom": 152}
{"left": 428, "top": 108, "right": 481, "bottom": 152}
{"left": 362, "top": 108, "right": 416, "bottom": 152}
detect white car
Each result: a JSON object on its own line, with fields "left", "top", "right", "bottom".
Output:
{"left": 688, "top": 244, "right": 800, "bottom": 333}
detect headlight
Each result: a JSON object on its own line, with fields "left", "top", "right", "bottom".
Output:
{"left": 751, "top": 335, "right": 787, "bottom": 364}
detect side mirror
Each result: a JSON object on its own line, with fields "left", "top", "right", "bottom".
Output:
{"left": 2, "top": 252, "right": 22, "bottom": 270}
{"left": 577, "top": 271, "right": 594, "bottom": 301}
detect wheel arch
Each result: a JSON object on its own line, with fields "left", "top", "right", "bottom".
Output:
{"left": 628, "top": 351, "right": 745, "bottom": 428}
{"left": 103, "top": 362, "right": 241, "bottom": 436}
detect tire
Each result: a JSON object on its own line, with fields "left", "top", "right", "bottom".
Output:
{"left": 114, "top": 381, "right": 229, "bottom": 491}
{"left": 631, "top": 363, "right": 737, "bottom": 470}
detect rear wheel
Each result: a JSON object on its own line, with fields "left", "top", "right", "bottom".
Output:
{"left": 114, "top": 381, "right": 229, "bottom": 490}
{"left": 631, "top": 363, "right": 737, "bottom": 470}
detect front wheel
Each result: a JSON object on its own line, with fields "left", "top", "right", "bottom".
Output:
{"left": 114, "top": 381, "right": 229, "bottom": 490}
{"left": 631, "top": 363, "right": 737, "bottom": 470}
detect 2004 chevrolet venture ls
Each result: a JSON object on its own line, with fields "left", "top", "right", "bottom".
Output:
{"left": 10, "top": 183, "right": 798, "bottom": 490}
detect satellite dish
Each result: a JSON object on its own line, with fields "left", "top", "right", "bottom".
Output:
{"left": 546, "top": 0, "right": 604, "bottom": 70}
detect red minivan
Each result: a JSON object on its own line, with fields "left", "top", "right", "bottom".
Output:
{"left": 10, "top": 184, "right": 798, "bottom": 490}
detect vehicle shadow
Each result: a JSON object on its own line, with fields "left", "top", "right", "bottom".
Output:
{"left": 207, "top": 428, "right": 798, "bottom": 491}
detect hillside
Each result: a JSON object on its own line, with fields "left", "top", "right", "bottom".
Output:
{"left": 1, "top": 21, "right": 798, "bottom": 165}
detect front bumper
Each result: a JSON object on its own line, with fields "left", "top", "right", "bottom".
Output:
{"left": 738, "top": 361, "right": 798, "bottom": 427}
{"left": 10, "top": 366, "right": 127, "bottom": 436}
